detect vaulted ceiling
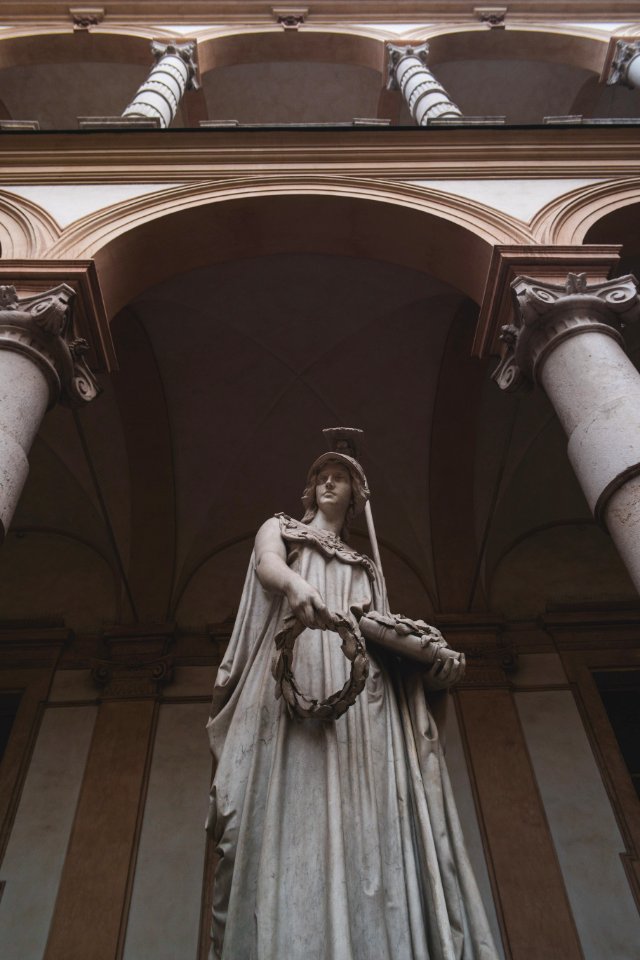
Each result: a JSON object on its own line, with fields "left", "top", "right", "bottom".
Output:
{"left": 1, "top": 249, "right": 634, "bottom": 633}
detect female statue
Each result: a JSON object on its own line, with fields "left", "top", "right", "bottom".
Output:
{"left": 206, "top": 444, "right": 499, "bottom": 960}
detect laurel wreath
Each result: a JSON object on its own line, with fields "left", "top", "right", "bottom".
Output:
{"left": 271, "top": 612, "right": 369, "bottom": 720}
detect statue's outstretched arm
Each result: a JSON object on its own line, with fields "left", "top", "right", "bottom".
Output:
{"left": 254, "top": 518, "right": 333, "bottom": 630}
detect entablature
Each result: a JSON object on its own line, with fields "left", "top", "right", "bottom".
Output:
{"left": 0, "top": 126, "right": 639, "bottom": 183}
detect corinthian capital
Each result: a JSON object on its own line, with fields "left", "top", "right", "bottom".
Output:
{"left": 150, "top": 39, "right": 199, "bottom": 90}
{"left": 386, "top": 42, "right": 428, "bottom": 90}
{"left": 607, "top": 39, "right": 640, "bottom": 87}
{"left": 492, "top": 272, "right": 640, "bottom": 392}
{"left": 0, "top": 283, "right": 100, "bottom": 406}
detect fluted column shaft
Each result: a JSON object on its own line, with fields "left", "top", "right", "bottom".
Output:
{"left": 607, "top": 39, "right": 640, "bottom": 89}
{"left": 387, "top": 43, "right": 462, "bottom": 126}
{"left": 493, "top": 272, "right": 640, "bottom": 592}
{"left": 0, "top": 284, "right": 99, "bottom": 540}
{"left": 123, "top": 41, "right": 198, "bottom": 129}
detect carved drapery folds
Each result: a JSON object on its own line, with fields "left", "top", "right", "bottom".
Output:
{"left": 387, "top": 42, "right": 462, "bottom": 126}
{"left": 493, "top": 272, "right": 640, "bottom": 392}
{"left": 0, "top": 283, "right": 99, "bottom": 407}
{"left": 122, "top": 40, "right": 199, "bottom": 129}
{"left": 607, "top": 39, "right": 640, "bottom": 89}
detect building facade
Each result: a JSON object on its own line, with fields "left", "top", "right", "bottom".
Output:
{"left": 0, "top": 2, "right": 639, "bottom": 958}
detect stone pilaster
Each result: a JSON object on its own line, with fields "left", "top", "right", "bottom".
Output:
{"left": 45, "top": 626, "right": 174, "bottom": 960}
{"left": 493, "top": 271, "right": 640, "bottom": 593}
{"left": 607, "top": 39, "right": 640, "bottom": 89}
{"left": 386, "top": 43, "right": 462, "bottom": 126}
{"left": 122, "top": 40, "right": 199, "bottom": 129}
{"left": 0, "top": 283, "right": 100, "bottom": 540}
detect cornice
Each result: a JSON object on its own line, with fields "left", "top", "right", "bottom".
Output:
{"left": 0, "top": 2, "right": 638, "bottom": 23}
{"left": 0, "top": 127, "right": 639, "bottom": 184}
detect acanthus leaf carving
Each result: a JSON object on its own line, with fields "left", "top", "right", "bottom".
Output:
{"left": 150, "top": 39, "right": 199, "bottom": 91}
{"left": 0, "top": 283, "right": 100, "bottom": 406}
{"left": 493, "top": 272, "right": 640, "bottom": 393}
{"left": 607, "top": 39, "right": 640, "bottom": 88}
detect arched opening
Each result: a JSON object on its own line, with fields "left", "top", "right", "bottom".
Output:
{"left": 0, "top": 30, "right": 163, "bottom": 128}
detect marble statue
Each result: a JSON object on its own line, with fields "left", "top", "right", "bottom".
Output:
{"left": 206, "top": 436, "right": 499, "bottom": 960}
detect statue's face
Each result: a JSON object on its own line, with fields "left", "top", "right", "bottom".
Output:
{"left": 315, "top": 461, "right": 352, "bottom": 520}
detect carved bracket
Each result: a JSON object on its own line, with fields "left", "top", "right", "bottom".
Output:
{"left": 151, "top": 40, "right": 200, "bottom": 91}
{"left": 386, "top": 42, "right": 429, "bottom": 91}
{"left": 272, "top": 6, "right": 308, "bottom": 28}
{"left": 0, "top": 283, "right": 100, "bottom": 406}
{"left": 92, "top": 623, "right": 176, "bottom": 699}
{"left": 492, "top": 272, "right": 640, "bottom": 392}
{"left": 69, "top": 6, "right": 104, "bottom": 30}
{"left": 91, "top": 654, "right": 174, "bottom": 699}
{"left": 473, "top": 6, "right": 507, "bottom": 28}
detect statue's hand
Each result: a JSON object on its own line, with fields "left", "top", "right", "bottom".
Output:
{"left": 286, "top": 580, "right": 333, "bottom": 630}
{"left": 423, "top": 652, "right": 465, "bottom": 691}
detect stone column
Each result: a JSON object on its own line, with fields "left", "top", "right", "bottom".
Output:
{"left": 0, "top": 283, "right": 99, "bottom": 541}
{"left": 607, "top": 39, "right": 640, "bottom": 89}
{"left": 493, "top": 272, "right": 640, "bottom": 593}
{"left": 387, "top": 42, "right": 462, "bottom": 125}
{"left": 122, "top": 41, "right": 199, "bottom": 129}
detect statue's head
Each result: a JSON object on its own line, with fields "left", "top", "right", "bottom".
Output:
{"left": 301, "top": 452, "right": 370, "bottom": 537}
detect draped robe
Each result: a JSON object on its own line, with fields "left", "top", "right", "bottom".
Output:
{"left": 206, "top": 514, "right": 499, "bottom": 960}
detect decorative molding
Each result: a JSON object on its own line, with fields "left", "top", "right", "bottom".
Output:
{"left": 532, "top": 177, "right": 640, "bottom": 246}
{"left": 44, "top": 173, "right": 528, "bottom": 257}
{"left": 492, "top": 272, "right": 640, "bottom": 392}
{"left": 0, "top": 624, "right": 71, "bottom": 667}
{"left": 0, "top": 283, "right": 101, "bottom": 406}
{"left": 474, "top": 244, "right": 621, "bottom": 358}
{"left": 0, "top": 190, "right": 60, "bottom": 259}
{"left": 1, "top": 128, "right": 640, "bottom": 185}
{"left": 0, "top": 260, "right": 117, "bottom": 373}
{"left": 0, "top": 1, "right": 637, "bottom": 23}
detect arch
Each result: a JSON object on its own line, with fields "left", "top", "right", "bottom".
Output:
{"left": 48, "top": 178, "right": 532, "bottom": 317}
{"left": 532, "top": 178, "right": 640, "bottom": 245}
{"left": 0, "top": 24, "right": 611, "bottom": 83}
{"left": 0, "top": 190, "right": 60, "bottom": 257}
{"left": 489, "top": 520, "right": 636, "bottom": 617}
{"left": 0, "top": 26, "right": 165, "bottom": 70}
{"left": 419, "top": 25, "right": 609, "bottom": 74}
{"left": 196, "top": 26, "right": 386, "bottom": 76}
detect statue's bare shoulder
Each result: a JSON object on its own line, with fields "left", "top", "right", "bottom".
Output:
{"left": 255, "top": 516, "right": 286, "bottom": 563}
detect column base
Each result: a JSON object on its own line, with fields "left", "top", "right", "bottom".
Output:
{"left": 0, "top": 120, "right": 40, "bottom": 130}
